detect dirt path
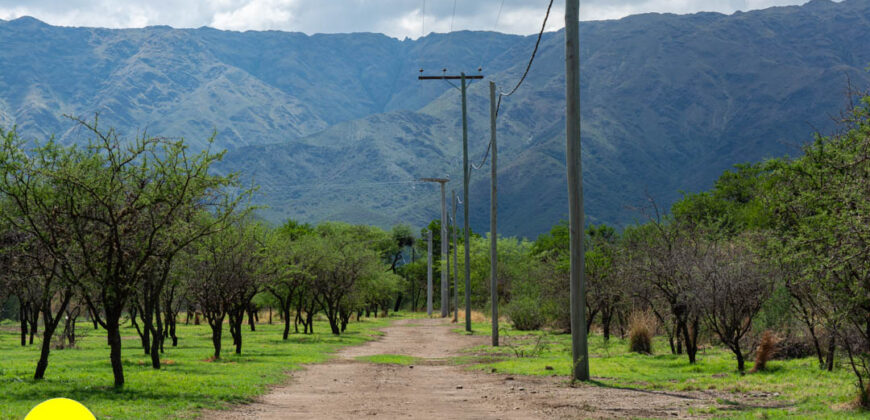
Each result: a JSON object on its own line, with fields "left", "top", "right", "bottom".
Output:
{"left": 205, "top": 318, "right": 721, "bottom": 419}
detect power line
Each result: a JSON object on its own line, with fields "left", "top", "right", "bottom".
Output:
{"left": 494, "top": 0, "right": 506, "bottom": 30}
{"left": 470, "top": 0, "right": 554, "bottom": 172}
{"left": 449, "top": 0, "right": 458, "bottom": 32}
{"left": 260, "top": 179, "right": 426, "bottom": 191}
{"left": 495, "top": 0, "right": 554, "bottom": 116}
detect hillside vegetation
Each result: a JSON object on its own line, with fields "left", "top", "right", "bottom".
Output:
{"left": 1, "top": 0, "right": 868, "bottom": 236}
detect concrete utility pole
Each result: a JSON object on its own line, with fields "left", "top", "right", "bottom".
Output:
{"left": 566, "top": 0, "right": 589, "bottom": 381}
{"left": 452, "top": 190, "right": 459, "bottom": 323}
{"left": 420, "top": 177, "right": 450, "bottom": 317}
{"left": 489, "top": 81, "right": 499, "bottom": 347}
{"left": 418, "top": 71, "right": 483, "bottom": 332}
{"left": 426, "top": 229, "right": 433, "bottom": 317}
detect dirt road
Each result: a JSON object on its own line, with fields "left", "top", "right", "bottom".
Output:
{"left": 206, "top": 318, "right": 720, "bottom": 419}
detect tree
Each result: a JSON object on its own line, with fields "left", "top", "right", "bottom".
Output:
{"left": 0, "top": 118, "right": 243, "bottom": 387}
{"left": 0, "top": 225, "right": 73, "bottom": 379}
{"left": 698, "top": 236, "right": 773, "bottom": 371}
{"left": 623, "top": 214, "right": 706, "bottom": 364}
{"left": 301, "top": 223, "right": 389, "bottom": 334}
{"left": 585, "top": 224, "right": 626, "bottom": 341}
{"left": 264, "top": 230, "right": 308, "bottom": 340}
{"left": 188, "top": 218, "right": 264, "bottom": 358}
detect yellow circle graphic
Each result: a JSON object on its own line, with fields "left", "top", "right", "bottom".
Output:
{"left": 24, "top": 398, "right": 96, "bottom": 420}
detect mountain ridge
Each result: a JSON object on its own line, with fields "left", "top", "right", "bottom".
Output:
{"left": 1, "top": 0, "right": 868, "bottom": 237}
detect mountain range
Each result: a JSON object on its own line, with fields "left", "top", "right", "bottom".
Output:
{"left": 1, "top": 0, "right": 868, "bottom": 238}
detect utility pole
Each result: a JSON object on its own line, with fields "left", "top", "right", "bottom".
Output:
{"left": 489, "top": 81, "right": 499, "bottom": 347}
{"left": 566, "top": 0, "right": 589, "bottom": 381}
{"left": 452, "top": 190, "right": 459, "bottom": 323}
{"left": 420, "top": 177, "right": 450, "bottom": 317}
{"left": 418, "top": 71, "right": 483, "bottom": 332}
{"left": 426, "top": 229, "right": 433, "bottom": 317}
{"left": 445, "top": 206, "right": 451, "bottom": 317}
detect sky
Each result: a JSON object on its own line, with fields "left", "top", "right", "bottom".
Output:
{"left": 0, "top": 0, "right": 815, "bottom": 39}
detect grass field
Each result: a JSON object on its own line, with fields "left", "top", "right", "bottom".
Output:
{"left": 0, "top": 315, "right": 394, "bottom": 419}
{"left": 455, "top": 321, "right": 864, "bottom": 419}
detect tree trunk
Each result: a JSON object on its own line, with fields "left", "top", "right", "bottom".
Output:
{"left": 106, "top": 314, "right": 125, "bottom": 388}
{"left": 735, "top": 347, "right": 745, "bottom": 371}
{"left": 208, "top": 315, "right": 224, "bottom": 359}
{"left": 294, "top": 311, "right": 300, "bottom": 334}
{"left": 327, "top": 310, "right": 340, "bottom": 335}
{"left": 89, "top": 306, "right": 99, "bottom": 329}
{"left": 282, "top": 308, "right": 291, "bottom": 340}
{"left": 19, "top": 304, "right": 27, "bottom": 347}
{"left": 27, "top": 306, "right": 38, "bottom": 345}
{"left": 602, "top": 309, "right": 613, "bottom": 342}
{"left": 62, "top": 310, "right": 78, "bottom": 348}
{"left": 825, "top": 335, "right": 836, "bottom": 372}
{"left": 682, "top": 317, "right": 699, "bottom": 364}
{"left": 808, "top": 325, "right": 824, "bottom": 368}
{"left": 131, "top": 306, "right": 150, "bottom": 355}
{"left": 393, "top": 293, "right": 403, "bottom": 312}
{"left": 34, "top": 327, "right": 54, "bottom": 380}
{"left": 234, "top": 316, "right": 243, "bottom": 354}
{"left": 248, "top": 306, "right": 256, "bottom": 332}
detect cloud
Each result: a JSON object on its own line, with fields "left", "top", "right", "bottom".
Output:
{"left": 0, "top": 0, "right": 815, "bottom": 38}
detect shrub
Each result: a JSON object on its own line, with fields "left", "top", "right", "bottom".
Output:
{"left": 628, "top": 311, "right": 655, "bottom": 354}
{"left": 750, "top": 330, "right": 778, "bottom": 372}
{"left": 507, "top": 297, "right": 545, "bottom": 331}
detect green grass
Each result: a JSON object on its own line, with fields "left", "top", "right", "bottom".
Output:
{"left": 455, "top": 322, "right": 864, "bottom": 419}
{"left": 355, "top": 354, "right": 418, "bottom": 365}
{"left": 0, "top": 314, "right": 397, "bottom": 419}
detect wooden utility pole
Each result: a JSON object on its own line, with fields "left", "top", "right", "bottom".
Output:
{"left": 566, "top": 0, "right": 589, "bottom": 381}
{"left": 418, "top": 71, "right": 483, "bottom": 332}
{"left": 452, "top": 190, "right": 459, "bottom": 323}
{"left": 489, "top": 81, "right": 499, "bottom": 346}
{"left": 420, "top": 177, "right": 450, "bottom": 317}
{"left": 426, "top": 229, "right": 433, "bottom": 317}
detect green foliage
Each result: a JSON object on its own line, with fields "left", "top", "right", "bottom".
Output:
{"left": 506, "top": 297, "right": 545, "bottom": 331}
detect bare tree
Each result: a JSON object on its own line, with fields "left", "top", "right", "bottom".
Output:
{"left": 698, "top": 237, "right": 773, "bottom": 371}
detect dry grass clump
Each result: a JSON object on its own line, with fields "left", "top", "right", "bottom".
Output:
{"left": 628, "top": 311, "right": 656, "bottom": 354}
{"left": 455, "top": 310, "right": 487, "bottom": 323}
{"left": 750, "top": 330, "right": 779, "bottom": 373}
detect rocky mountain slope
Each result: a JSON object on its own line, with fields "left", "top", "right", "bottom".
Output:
{"left": 1, "top": 0, "right": 868, "bottom": 237}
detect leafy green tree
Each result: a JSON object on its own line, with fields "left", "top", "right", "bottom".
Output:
{"left": 300, "top": 222, "right": 389, "bottom": 334}
{"left": 764, "top": 93, "right": 870, "bottom": 404}
{"left": 0, "top": 118, "right": 244, "bottom": 386}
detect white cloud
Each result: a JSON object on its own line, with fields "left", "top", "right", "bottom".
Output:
{"left": 211, "top": 0, "right": 298, "bottom": 31}
{"left": 0, "top": 0, "right": 819, "bottom": 38}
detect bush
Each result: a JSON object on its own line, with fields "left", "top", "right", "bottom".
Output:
{"left": 751, "top": 330, "right": 778, "bottom": 372}
{"left": 628, "top": 311, "right": 655, "bottom": 354}
{"left": 774, "top": 332, "right": 816, "bottom": 360}
{"left": 507, "top": 297, "right": 545, "bottom": 331}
